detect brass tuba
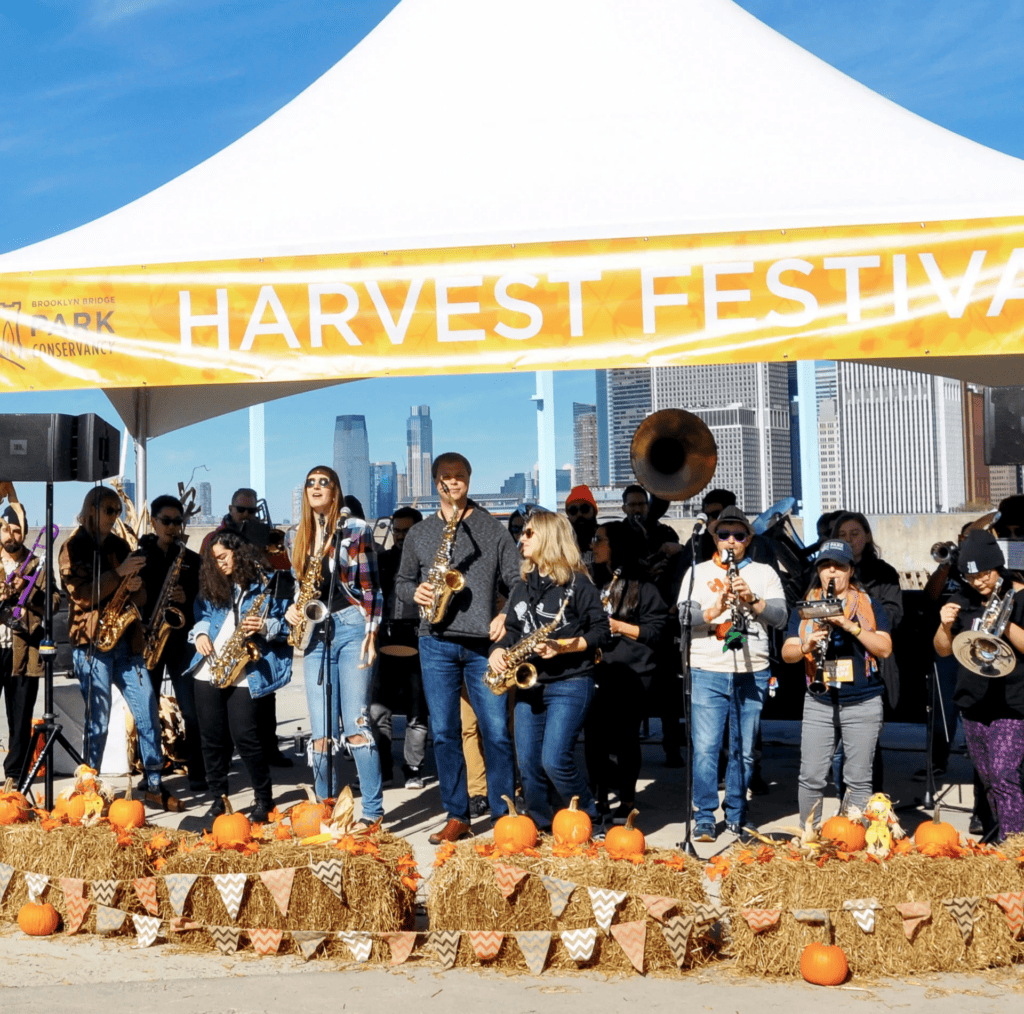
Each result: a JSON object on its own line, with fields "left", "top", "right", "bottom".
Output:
{"left": 629, "top": 409, "right": 717, "bottom": 503}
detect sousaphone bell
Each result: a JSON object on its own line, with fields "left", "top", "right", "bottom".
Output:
{"left": 629, "top": 409, "right": 718, "bottom": 502}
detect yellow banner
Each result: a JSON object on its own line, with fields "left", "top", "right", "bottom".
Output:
{"left": 2, "top": 215, "right": 1024, "bottom": 392}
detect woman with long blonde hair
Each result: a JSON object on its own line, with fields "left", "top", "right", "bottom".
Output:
{"left": 489, "top": 510, "right": 610, "bottom": 831}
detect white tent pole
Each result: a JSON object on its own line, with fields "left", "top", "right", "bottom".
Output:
{"left": 249, "top": 404, "right": 266, "bottom": 501}
{"left": 134, "top": 388, "right": 148, "bottom": 515}
{"left": 796, "top": 361, "right": 821, "bottom": 538}
{"left": 533, "top": 371, "right": 556, "bottom": 510}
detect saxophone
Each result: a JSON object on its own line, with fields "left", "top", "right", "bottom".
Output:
{"left": 142, "top": 546, "right": 187, "bottom": 670}
{"left": 421, "top": 487, "right": 466, "bottom": 624}
{"left": 484, "top": 595, "right": 569, "bottom": 696}
{"left": 94, "top": 551, "right": 145, "bottom": 652}
{"left": 288, "top": 546, "right": 324, "bottom": 650}
{"left": 208, "top": 584, "right": 271, "bottom": 688}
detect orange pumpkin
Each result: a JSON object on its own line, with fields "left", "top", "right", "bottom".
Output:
{"left": 108, "top": 783, "right": 146, "bottom": 832}
{"left": 800, "top": 942, "right": 848, "bottom": 986}
{"left": 0, "top": 779, "right": 31, "bottom": 825}
{"left": 290, "top": 786, "right": 331, "bottom": 838}
{"left": 820, "top": 815, "right": 866, "bottom": 852}
{"left": 212, "top": 796, "right": 251, "bottom": 846}
{"left": 605, "top": 809, "right": 645, "bottom": 859}
{"left": 18, "top": 901, "right": 60, "bottom": 937}
{"left": 914, "top": 804, "right": 959, "bottom": 851}
{"left": 552, "top": 796, "right": 592, "bottom": 845}
{"left": 63, "top": 794, "right": 87, "bottom": 825}
{"left": 493, "top": 795, "right": 538, "bottom": 852}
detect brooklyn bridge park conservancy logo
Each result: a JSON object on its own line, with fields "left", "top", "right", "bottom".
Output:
{"left": 1, "top": 301, "right": 27, "bottom": 371}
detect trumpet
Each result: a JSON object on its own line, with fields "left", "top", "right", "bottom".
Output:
{"left": 931, "top": 541, "right": 958, "bottom": 565}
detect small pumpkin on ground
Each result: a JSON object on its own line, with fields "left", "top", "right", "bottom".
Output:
{"left": 0, "top": 778, "right": 31, "bottom": 825}
{"left": 212, "top": 796, "right": 252, "bottom": 846}
{"left": 800, "top": 942, "right": 848, "bottom": 985}
{"left": 914, "top": 804, "right": 959, "bottom": 851}
{"left": 290, "top": 786, "right": 331, "bottom": 838}
{"left": 552, "top": 796, "right": 592, "bottom": 845}
{"left": 604, "top": 809, "right": 645, "bottom": 859}
{"left": 820, "top": 813, "right": 866, "bottom": 852}
{"left": 108, "top": 782, "right": 146, "bottom": 832}
{"left": 18, "top": 901, "right": 60, "bottom": 937}
{"left": 493, "top": 795, "right": 538, "bottom": 852}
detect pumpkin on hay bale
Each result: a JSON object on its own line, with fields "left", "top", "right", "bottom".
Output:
{"left": 428, "top": 837, "right": 710, "bottom": 974}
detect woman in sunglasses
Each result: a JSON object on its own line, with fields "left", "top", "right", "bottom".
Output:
{"left": 286, "top": 465, "right": 384, "bottom": 823}
{"left": 59, "top": 487, "right": 181, "bottom": 811}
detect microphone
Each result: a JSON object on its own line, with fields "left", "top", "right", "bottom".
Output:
{"left": 335, "top": 507, "right": 352, "bottom": 531}
{"left": 691, "top": 512, "right": 709, "bottom": 534}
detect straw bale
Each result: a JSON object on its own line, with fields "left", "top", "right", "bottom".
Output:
{"left": 428, "top": 839, "right": 713, "bottom": 974}
{"left": 720, "top": 841, "right": 1024, "bottom": 976}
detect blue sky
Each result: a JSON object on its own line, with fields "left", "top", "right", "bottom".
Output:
{"left": 2, "top": 1, "right": 1023, "bottom": 525}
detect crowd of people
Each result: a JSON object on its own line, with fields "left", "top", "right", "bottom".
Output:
{"left": 2, "top": 463, "right": 1024, "bottom": 845}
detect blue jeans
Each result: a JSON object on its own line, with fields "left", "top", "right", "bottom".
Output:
{"left": 73, "top": 642, "right": 164, "bottom": 790}
{"left": 419, "top": 635, "right": 515, "bottom": 824}
{"left": 303, "top": 607, "right": 383, "bottom": 820}
{"left": 690, "top": 667, "right": 770, "bottom": 828}
{"left": 515, "top": 676, "right": 598, "bottom": 829}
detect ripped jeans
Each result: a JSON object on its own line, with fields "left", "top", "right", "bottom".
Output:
{"left": 302, "top": 606, "right": 383, "bottom": 820}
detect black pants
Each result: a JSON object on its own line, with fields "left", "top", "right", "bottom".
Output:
{"left": 0, "top": 647, "right": 39, "bottom": 782}
{"left": 585, "top": 663, "right": 645, "bottom": 808}
{"left": 148, "top": 652, "right": 207, "bottom": 785}
{"left": 194, "top": 680, "right": 273, "bottom": 807}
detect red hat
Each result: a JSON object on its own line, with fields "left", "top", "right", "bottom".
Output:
{"left": 566, "top": 484, "right": 597, "bottom": 509}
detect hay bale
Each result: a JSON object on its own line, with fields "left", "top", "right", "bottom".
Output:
{"left": 428, "top": 840, "right": 711, "bottom": 974}
{"left": 720, "top": 840, "right": 1024, "bottom": 976}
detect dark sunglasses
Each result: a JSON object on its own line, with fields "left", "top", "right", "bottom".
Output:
{"left": 305, "top": 477, "right": 332, "bottom": 488}
{"left": 566, "top": 504, "right": 594, "bottom": 517}
{"left": 715, "top": 529, "right": 749, "bottom": 541}
{"left": 232, "top": 505, "right": 258, "bottom": 515}
{"left": 101, "top": 505, "right": 120, "bottom": 517}
{"left": 155, "top": 515, "right": 184, "bottom": 526}
{"left": 522, "top": 527, "right": 536, "bottom": 538}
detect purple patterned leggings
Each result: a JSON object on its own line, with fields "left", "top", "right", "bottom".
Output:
{"left": 962, "top": 716, "right": 1024, "bottom": 837}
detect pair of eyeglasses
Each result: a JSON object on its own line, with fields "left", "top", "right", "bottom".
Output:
{"left": 522, "top": 527, "right": 536, "bottom": 539}
{"left": 155, "top": 515, "right": 184, "bottom": 527}
{"left": 232, "top": 505, "right": 258, "bottom": 515}
{"left": 715, "top": 529, "right": 749, "bottom": 542}
{"left": 566, "top": 504, "right": 593, "bottom": 517}
{"left": 306, "top": 477, "right": 332, "bottom": 488}
{"left": 591, "top": 534, "right": 608, "bottom": 544}
{"left": 101, "top": 506, "right": 120, "bottom": 517}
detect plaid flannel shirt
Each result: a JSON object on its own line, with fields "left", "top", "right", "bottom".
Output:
{"left": 323, "top": 516, "right": 383, "bottom": 633}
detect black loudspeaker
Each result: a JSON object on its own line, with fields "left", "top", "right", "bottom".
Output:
{"left": 0, "top": 413, "right": 120, "bottom": 482}
{"left": 984, "top": 387, "right": 1024, "bottom": 466}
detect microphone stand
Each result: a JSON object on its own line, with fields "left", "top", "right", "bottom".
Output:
{"left": 315, "top": 511, "right": 348, "bottom": 800}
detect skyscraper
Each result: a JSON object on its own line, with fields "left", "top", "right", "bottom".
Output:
{"left": 197, "top": 481, "right": 212, "bottom": 521}
{"left": 595, "top": 370, "right": 610, "bottom": 486}
{"left": 605, "top": 368, "right": 652, "bottom": 486}
{"left": 573, "top": 402, "right": 599, "bottom": 488}
{"left": 333, "top": 415, "right": 371, "bottom": 512}
{"left": 370, "top": 462, "right": 398, "bottom": 520}
{"left": 407, "top": 405, "right": 433, "bottom": 499}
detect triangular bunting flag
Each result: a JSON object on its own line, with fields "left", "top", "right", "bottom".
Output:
{"left": 943, "top": 897, "right": 980, "bottom": 943}
{"left": 493, "top": 862, "right": 529, "bottom": 900}
{"left": 693, "top": 899, "right": 726, "bottom": 926}
{"left": 169, "top": 917, "right": 202, "bottom": 933}
{"left": 843, "top": 898, "right": 879, "bottom": 933}
{"left": 895, "top": 902, "right": 931, "bottom": 941}
{"left": 791, "top": 908, "right": 830, "bottom": 928}
{"left": 385, "top": 931, "right": 417, "bottom": 966}
{"left": 431, "top": 930, "right": 461, "bottom": 969}
{"left": 249, "top": 927, "right": 284, "bottom": 955}
{"left": 64, "top": 894, "right": 91, "bottom": 935}
{"left": 662, "top": 914, "right": 694, "bottom": 969}
{"left": 310, "top": 859, "right": 345, "bottom": 903}
{"left": 640, "top": 894, "right": 677, "bottom": 923}
{"left": 95, "top": 905, "right": 127, "bottom": 934}
{"left": 988, "top": 892, "right": 1024, "bottom": 940}
{"left": 132, "top": 913, "right": 162, "bottom": 948}
{"left": 516, "top": 931, "right": 551, "bottom": 975}
{"left": 91, "top": 879, "right": 119, "bottom": 907}
{"left": 59, "top": 877, "right": 85, "bottom": 900}
{"left": 258, "top": 867, "right": 295, "bottom": 918}
{"left": 208, "top": 925, "right": 241, "bottom": 955}
{"left": 292, "top": 930, "right": 327, "bottom": 961}
{"left": 469, "top": 930, "right": 504, "bottom": 961}
{"left": 741, "top": 909, "right": 781, "bottom": 934}
{"left": 0, "top": 863, "right": 13, "bottom": 902}
{"left": 561, "top": 927, "right": 598, "bottom": 962}
{"left": 338, "top": 930, "right": 373, "bottom": 962}
{"left": 539, "top": 874, "right": 575, "bottom": 917}
{"left": 212, "top": 873, "right": 247, "bottom": 922}
{"left": 610, "top": 920, "right": 646, "bottom": 974}
{"left": 588, "top": 886, "right": 627, "bottom": 934}
{"left": 24, "top": 872, "right": 49, "bottom": 902}
{"left": 133, "top": 877, "right": 159, "bottom": 917}
{"left": 164, "top": 873, "right": 199, "bottom": 917}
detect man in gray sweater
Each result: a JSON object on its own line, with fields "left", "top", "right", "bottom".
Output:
{"left": 396, "top": 452, "right": 522, "bottom": 843}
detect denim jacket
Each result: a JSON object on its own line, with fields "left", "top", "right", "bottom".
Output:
{"left": 185, "top": 580, "right": 292, "bottom": 699}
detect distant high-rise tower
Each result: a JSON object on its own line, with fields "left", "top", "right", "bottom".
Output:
{"left": 197, "top": 481, "right": 212, "bottom": 521}
{"left": 396, "top": 471, "right": 409, "bottom": 504}
{"left": 573, "top": 403, "right": 599, "bottom": 488}
{"left": 407, "top": 405, "right": 433, "bottom": 498}
{"left": 291, "top": 485, "right": 304, "bottom": 525}
{"left": 334, "top": 415, "right": 371, "bottom": 511}
{"left": 370, "top": 462, "right": 398, "bottom": 520}
{"left": 595, "top": 371, "right": 610, "bottom": 486}
{"left": 605, "top": 369, "right": 653, "bottom": 487}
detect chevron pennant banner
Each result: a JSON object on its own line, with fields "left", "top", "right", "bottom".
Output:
{"left": 292, "top": 930, "right": 327, "bottom": 961}
{"left": 561, "top": 927, "right": 598, "bottom": 962}
{"left": 92, "top": 879, "right": 119, "bottom": 907}
{"left": 987, "top": 892, "right": 1024, "bottom": 940}
{"left": 59, "top": 877, "right": 85, "bottom": 900}
{"left": 208, "top": 925, "right": 241, "bottom": 955}
{"left": 693, "top": 900, "right": 726, "bottom": 926}
{"left": 493, "top": 863, "right": 529, "bottom": 900}
{"left": 310, "top": 859, "right": 345, "bottom": 903}
{"left": 212, "top": 873, "right": 247, "bottom": 922}
{"left": 610, "top": 920, "right": 646, "bottom": 973}
{"left": 640, "top": 894, "right": 677, "bottom": 923}
{"left": 163, "top": 873, "right": 198, "bottom": 917}
{"left": 792, "top": 908, "right": 830, "bottom": 928}
{"left": 258, "top": 867, "right": 295, "bottom": 917}
{"left": 385, "top": 931, "right": 417, "bottom": 966}
{"left": 338, "top": 931, "right": 372, "bottom": 962}
{"left": 132, "top": 913, "right": 162, "bottom": 948}
{"left": 843, "top": 898, "right": 879, "bottom": 933}
{"left": 741, "top": 909, "right": 781, "bottom": 934}
{"left": 64, "top": 894, "right": 90, "bottom": 935}
{"left": 432, "top": 930, "right": 461, "bottom": 969}
{"left": 0, "top": 863, "right": 13, "bottom": 902}
{"left": 24, "top": 872, "right": 49, "bottom": 902}
{"left": 95, "top": 905, "right": 126, "bottom": 934}
{"left": 469, "top": 930, "right": 504, "bottom": 961}
{"left": 133, "top": 877, "right": 159, "bottom": 917}
{"left": 661, "top": 914, "right": 694, "bottom": 969}
{"left": 249, "top": 927, "right": 283, "bottom": 955}
{"left": 539, "top": 874, "right": 575, "bottom": 917}
{"left": 516, "top": 931, "right": 551, "bottom": 975}
{"left": 894, "top": 902, "right": 931, "bottom": 941}
{"left": 943, "top": 897, "right": 981, "bottom": 943}
{"left": 588, "top": 887, "right": 627, "bottom": 934}
{"left": 169, "top": 917, "right": 203, "bottom": 933}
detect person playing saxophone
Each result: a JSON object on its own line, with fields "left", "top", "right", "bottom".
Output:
{"left": 59, "top": 487, "right": 181, "bottom": 811}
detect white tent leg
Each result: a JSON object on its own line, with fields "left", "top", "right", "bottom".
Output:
{"left": 796, "top": 360, "right": 821, "bottom": 539}
{"left": 533, "top": 371, "right": 556, "bottom": 510}
{"left": 249, "top": 403, "right": 265, "bottom": 501}
{"left": 134, "top": 387, "right": 149, "bottom": 514}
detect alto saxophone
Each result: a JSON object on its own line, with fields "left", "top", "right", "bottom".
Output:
{"left": 208, "top": 585, "right": 271, "bottom": 688}
{"left": 484, "top": 596, "right": 569, "bottom": 696}
{"left": 421, "top": 486, "right": 466, "bottom": 624}
{"left": 94, "top": 551, "right": 145, "bottom": 652}
{"left": 288, "top": 546, "right": 324, "bottom": 650}
{"left": 142, "top": 546, "right": 187, "bottom": 670}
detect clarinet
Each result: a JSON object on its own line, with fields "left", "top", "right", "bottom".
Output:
{"left": 807, "top": 578, "right": 836, "bottom": 695}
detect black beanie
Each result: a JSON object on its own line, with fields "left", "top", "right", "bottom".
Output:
{"left": 958, "top": 529, "right": 1004, "bottom": 576}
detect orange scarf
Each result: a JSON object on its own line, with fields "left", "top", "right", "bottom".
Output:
{"left": 797, "top": 586, "right": 879, "bottom": 683}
